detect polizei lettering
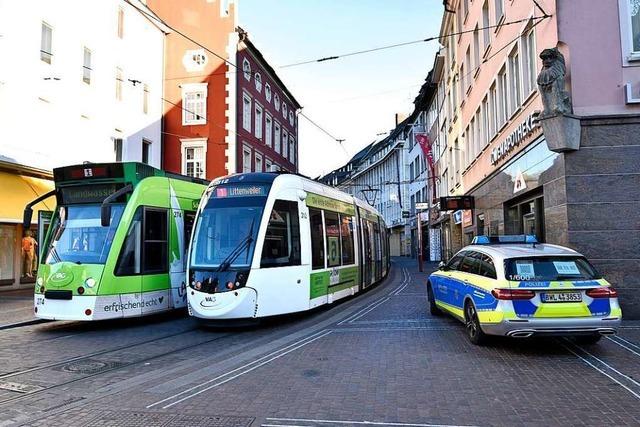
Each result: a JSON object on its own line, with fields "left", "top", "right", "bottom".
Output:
{"left": 490, "top": 113, "right": 539, "bottom": 165}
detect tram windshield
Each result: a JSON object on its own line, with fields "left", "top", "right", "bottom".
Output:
{"left": 45, "top": 204, "right": 125, "bottom": 265}
{"left": 190, "top": 188, "right": 267, "bottom": 269}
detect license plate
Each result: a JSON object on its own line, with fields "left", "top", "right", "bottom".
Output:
{"left": 541, "top": 291, "right": 582, "bottom": 303}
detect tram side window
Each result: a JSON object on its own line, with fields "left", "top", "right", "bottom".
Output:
{"left": 143, "top": 209, "right": 168, "bottom": 274}
{"left": 324, "top": 211, "right": 341, "bottom": 267}
{"left": 115, "top": 208, "right": 142, "bottom": 276}
{"left": 260, "top": 200, "right": 301, "bottom": 268}
{"left": 309, "top": 208, "right": 325, "bottom": 270}
{"left": 340, "top": 215, "right": 355, "bottom": 265}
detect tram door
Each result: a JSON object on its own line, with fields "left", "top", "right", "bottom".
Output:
{"left": 373, "top": 222, "right": 381, "bottom": 282}
{"left": 361, "top": 218, "right": 372, "bottom": 288}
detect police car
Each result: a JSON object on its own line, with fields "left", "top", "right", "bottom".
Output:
{"left": 427, "top": 235, "right": 622, "bottom": 345}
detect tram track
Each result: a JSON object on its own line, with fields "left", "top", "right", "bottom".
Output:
{"left": 0, "top": 327, "right": 233, "bottom": 407}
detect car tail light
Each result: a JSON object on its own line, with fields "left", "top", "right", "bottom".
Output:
{"left": 491, "top": 289, "right": 535, "bottom": 300}
{"left": 586, "top": 287, "right": 618, "bottom": 298}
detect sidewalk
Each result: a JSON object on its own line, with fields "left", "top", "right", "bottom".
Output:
{"left": 0, "top": 288, "right": 37, "bottom": 327}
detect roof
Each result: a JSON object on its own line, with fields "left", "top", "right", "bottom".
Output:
{"left": 237, "top": 27, "right": 302, "bottom": 109}
{"left": 463, "top": 243, "right": 582, "bottom": 260}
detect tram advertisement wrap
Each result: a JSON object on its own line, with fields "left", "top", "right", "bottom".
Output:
{"left": 310, "top": 266, "right": 359, "bottom": 299}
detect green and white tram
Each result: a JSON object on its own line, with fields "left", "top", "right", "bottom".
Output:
{"left": 187, "top": 172, "right": 390, "bottom": 320}
{"left": 24, "top": 162, "right": 207, "bottom": 321}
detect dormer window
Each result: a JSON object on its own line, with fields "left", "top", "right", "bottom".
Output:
{"left": 255, "top": 73, "right": 262, "bottom": 92}
{"left": 274, "top": 94, "right": 280, "bottom": 111}
{"left": 243, "top": 58, "right": 251, "bottom": 81}
{"left": 265, "top": 83, "right": 272, "bottom": 102}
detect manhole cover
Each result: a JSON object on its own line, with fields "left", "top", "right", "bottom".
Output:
{"left": 0, "top": 380, "right": 44, "bottom": 394}
{"left": 55, "top": 359, "right": 125, "bottom": 374}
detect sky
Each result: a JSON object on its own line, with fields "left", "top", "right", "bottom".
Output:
{"left": 240, "top": 0, "right": 444, "bottom": 178}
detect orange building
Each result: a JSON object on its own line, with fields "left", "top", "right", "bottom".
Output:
{"left": 146, "top": 0, "right": 237, "bottom": 180}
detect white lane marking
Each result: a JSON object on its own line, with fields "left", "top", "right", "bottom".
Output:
{"left": 146, "top": 329, "right": 329, "bottom": 409}
{"left": 562, "top": 342, "right": 640, "bottom": 400}
{"left": 607, "top": 336, "right": 640, "bottom": 358}
{"left": 153, "top": 330, "right": 332, "bottom": 409}
{"left": 265, "top": 417, "right": 478, "bottom": 427}
{"left": 347, "top": 298, "right": 391, "bottom": 323}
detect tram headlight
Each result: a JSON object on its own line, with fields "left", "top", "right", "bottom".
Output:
{"left": 195, "top": 281, "right": 202, "bottom": 290}
{"left": 84, "top": 278, "right": 96, "bottom": 288}
{"left": 226, "top": 281, "right": 235, "bottom": 290}
{"left": 36, "top": 277, "right": 43, "bottom": 286}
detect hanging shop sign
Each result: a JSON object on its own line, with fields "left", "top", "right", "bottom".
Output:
{"left": 490, "top": 113, "right": 539, "bottom": 165}
{"left": 453, "top": 210, "right": 463, "bottom": 224}
{"left": 462, "top": 210, "right": 473, "bottom": 228}
{"left": 439, "top": 196, "right": 475, "bottom": 211}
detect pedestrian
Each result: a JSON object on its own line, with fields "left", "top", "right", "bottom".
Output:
{"left": 21, "top": 229, "right": 37, "bottom": 278}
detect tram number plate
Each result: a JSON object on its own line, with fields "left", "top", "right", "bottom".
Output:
{"left": 541, "top": 292, "right": 582, "bottom": 303}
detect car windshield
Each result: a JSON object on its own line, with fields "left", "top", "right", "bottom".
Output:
{"left": 45, "top": 204, "right": 125, "bottom": 265}
{"left": 505, "top": 256, "right": 601, "bottom": 281}
{"left": 190, "top": 187, "right": 268, "bottom": 269}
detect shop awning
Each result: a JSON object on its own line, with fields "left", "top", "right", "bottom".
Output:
{"left": 0, "top": 171, "right": 55, "bottom": 224}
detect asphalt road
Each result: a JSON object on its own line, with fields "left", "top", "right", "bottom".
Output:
{"left": 0, "top": 258, "right": 639, "bottom": 427}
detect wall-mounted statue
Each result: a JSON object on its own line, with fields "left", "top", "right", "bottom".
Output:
{"left": 537, "top": 48, "right": 572, "bottom": 118}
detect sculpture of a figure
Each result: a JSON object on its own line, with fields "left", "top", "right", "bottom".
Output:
{"left": 537, "top": 48, "right": 572, "bottom": 118}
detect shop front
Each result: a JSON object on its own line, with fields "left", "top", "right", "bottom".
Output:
{"left": 0, "top": 161, "right": 55, "bottom": 290}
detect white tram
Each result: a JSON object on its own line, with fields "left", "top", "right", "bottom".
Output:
{"left": 186, "top": 172, "right": 390, "bottom": 320}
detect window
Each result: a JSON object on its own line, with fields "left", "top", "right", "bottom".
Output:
{"left": 255, "top": 104, "right": 263, "bottom": 139}
{"left": 628, "top": 0, "right": 640, "bottom": 53}
{"left": 474, "top": 110, "right": 481, "bottom": 157}
{"left": 522, "top": 26, "right": 537, "bottom": 96}
{"left": 255, "top": 152, "right": 263, "bottom": 172}
{"left": 181, "top": 139, "right": 206, "bottom": 178}
{"left": 310, "top": 208, "right": 325, "bottom": 269}
{"left": 489, "top": 82, "right": 498, "bottom": 138}
{"left": 182, "top": 83, "right": 207, "bottom": 125}
{"left": 498, "top": 66, "right": 508, "bottom": 127}
{"left": 113, "top": 138, "right": 123, "bottom": 162}
{"left": 464, "top": 47, "right": 471, "bottom": 91}
{"left": 117, "top": 7, "right": 124, "bottom": 38}
{"left": 452, "top": 74, "right": 459, "bottom": 112}
{"left": 115, "top": 67, "right": 123, "bottom": 101}
{"left": 446, "top": 252, "right": 466, "bottom": 270}
{"left": 243, "top": 58, "right": 251, "bottom": 81}
{"left": 265, "top": 158, "right": 273, "bottom": 172}
{"left": 274, "top": 121, "right": 281, "bottom": 154}
{"left": 143, "top": 84, "right": 149, "bottom": 114}
{"left": 282, "top": 103, "right": 288, "bottom": 119}
{"left": 282, "top": 130, "right": 288, "bottom": 159}
{"left": 265, "top": 114, "right": 273, "bottom": 147}
{"left": 468, "top": 119, "right": 475, "bottom": 165}
{"left": 243, "top": 146, "right": 252, "bottom": 172}
{"left": 289, "top": 136, "right": 295, "bottom": 164}
{"left": 274, "top": 94, "right": 280, "bottom": 111}
{"left": 482, "top": 1, "right": 491, "bottom": 52}
{"left": 143, "top": 209, "right": 168, "bottom": 273}
{"left": 142, "top": 139, "right": 151, "bottom": 164}
{"left": 260, "top": 200, "right": 301, "bottom": 268}
{"left": 508, "top": 47, "right": 522, "bottom": 114}
{"left": 482, "top": 96, "right": 490, "bottom": 146}
{"left": 115, "top": 208, "right": 142, "bottom": 275}
{"left": 459, "top": 252, "right": 480, "bottom": 274}
{"left": 340, "top": 215, "right": 355, "bottom": 265}
{"left": 494, "top": 0, "right": 504, "bottom": 23}
{"left": 265, "top": 83, "right": 272, "bottom": 102}
{"left": 289, "top": 110, "right": 294, "bottom": 126}
{"left": 40, "top": 22, "right": 53, "bottom": 64}
{"left": 82, "top": 47, "right": 91, "bottom": 84}
{"left": 454, "top": 139, "right": 460, "bottom": 184}
{"left": 478, "top": 254, "right": 497, "bottom": 279}
{"left": 242, "top": 93, "right": 252, "bottom": 131}
{"left": 473, "top": 25, "right": 480, "bottom": 72}
{"left": 255, "top": 73, "right": 262, "bottom": 92}
{"left": 324, "top": 211, "right": 341, "bottom": 267}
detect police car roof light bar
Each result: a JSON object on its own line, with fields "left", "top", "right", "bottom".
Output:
{"left": 472, "top": 235, "right": 538, "bottom": 245}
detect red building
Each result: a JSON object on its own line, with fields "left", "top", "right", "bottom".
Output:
{"left": 146, "top": 1, "right": 300, "bottom": 179}
{"left": 235, "top": 28, "right": 301, "bottom": 174}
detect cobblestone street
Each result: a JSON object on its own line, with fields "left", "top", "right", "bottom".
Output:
{"left": 0, "top": 258, "right": 639, "bottom": 426}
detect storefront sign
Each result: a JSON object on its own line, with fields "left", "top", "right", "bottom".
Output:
{"left": 453, "top": 210, "right": 463, "bottom": 224}
{"left": 402, "top": 210, "right": 411, "bottom": 218}
{"left": 415, "top": 202, "right": 429, "bottom": 210}
{"left": 440, "top": 196, "right": 474, "bottom": 211}
{"left": 514, "top": 170, "right": 527, "bottom": 193}
{"left": 462, "top": 210, "right": 473, "bottom": 228}
{"left": 490, "top": 113, "right": 539, "bottom": 165}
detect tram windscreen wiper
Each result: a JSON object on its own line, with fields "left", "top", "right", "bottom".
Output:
{"left": 216, "top": 218, "right": 256, "bottom": 273}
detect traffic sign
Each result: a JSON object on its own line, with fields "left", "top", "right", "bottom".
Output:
{"left": 415, "top": 203, "right": 429, "bottom": 210}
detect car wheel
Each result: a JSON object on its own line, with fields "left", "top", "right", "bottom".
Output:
{"left": 427, "top": 283, "right": 442, "bottom": 316}
{"left": 465, "top": 301, "right": 488, "bottom": 345}
{"left": 574, "top": 334, "right": 602, "bottom": 345}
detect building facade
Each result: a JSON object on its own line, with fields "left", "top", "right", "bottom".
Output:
{"left": 0, "top": 0, "right": 167, "bottom": 290}
{"left": 436, "top": 0, "right": 640, "bottom": 316}
{"left": 236, "top": 29, "right": 300, "bottom": 174}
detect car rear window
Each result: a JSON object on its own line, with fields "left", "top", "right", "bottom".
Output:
{"left": 505, "top": 256, "right": 601, "bottom": 281}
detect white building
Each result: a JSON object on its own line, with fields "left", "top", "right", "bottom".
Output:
{"left": 0, "top": 0, "right": 167, "bottom": 170}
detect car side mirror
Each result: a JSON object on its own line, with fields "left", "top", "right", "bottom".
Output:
{"left": 438, "top": 261, "right": 446, "bottom": 270}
